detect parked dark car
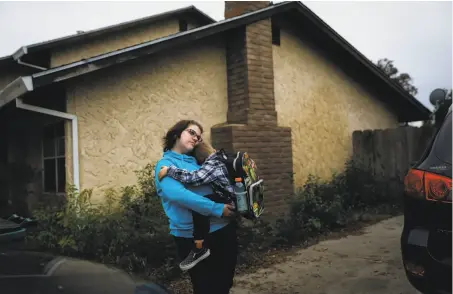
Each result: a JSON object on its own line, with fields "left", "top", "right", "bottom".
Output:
{"left": 0, "top": 215, "right": 171, "bottom": 294}
{"left": 401, "top": 107, "right": 452, "bottom": 294}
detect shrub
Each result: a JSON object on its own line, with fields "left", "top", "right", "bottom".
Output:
{"left": 275, "top": 160, "right": 400, "bottom": 244}
{"left": 236, "top": 217, "right": 276, "bottom": 267}
{"left": 28, "top": 164, "right": 177, "bottom": 277}
{"left": 27, "top": 159, "right": 400, "bottom": 283}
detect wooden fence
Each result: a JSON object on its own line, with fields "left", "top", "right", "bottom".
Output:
{"left": 352, "top": 126, "right": 436, "bottom": 193}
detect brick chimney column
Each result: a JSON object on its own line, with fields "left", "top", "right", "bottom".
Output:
{"left": 211, "top": 1, "right": 294, "bottom": 216}
{"left": 225, "top": 1, "right": 277, "bottom": 126}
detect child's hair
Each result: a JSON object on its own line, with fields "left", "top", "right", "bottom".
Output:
{"left": 193, "top": 141, "right": 216, "bottom": 164}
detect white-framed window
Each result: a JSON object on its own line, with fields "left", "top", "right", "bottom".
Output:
{"left": 42, "top": 121, "right": 66, "bottom": 193}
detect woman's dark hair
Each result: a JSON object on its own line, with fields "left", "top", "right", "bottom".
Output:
{"left": 162, "top": 120, "right": 204, "bottom": 151}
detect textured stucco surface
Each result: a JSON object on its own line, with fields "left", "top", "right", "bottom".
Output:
{"left": 273, "top": 29, "right": 398, "bottom": 188}
{"left": 65, "top": 38, "right": 228, "bottom": 200}
{"left": 50, "top": 19, "right": 179, "bottom": 67}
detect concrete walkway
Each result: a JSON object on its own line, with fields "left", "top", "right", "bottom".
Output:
{"left": 231, "top": 216, "right": 421, "bottom": 294}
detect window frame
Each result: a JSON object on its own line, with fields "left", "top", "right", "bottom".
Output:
{"left": 42, "top": 121, "right": 66, "bottom": 194}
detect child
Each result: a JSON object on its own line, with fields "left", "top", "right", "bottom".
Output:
{"left": 158, "top": 141, "right": 236, "bottom": 271}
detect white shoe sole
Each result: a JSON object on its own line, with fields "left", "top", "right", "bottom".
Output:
{"left": 179, "top": 249, "right": 211, "bottom": 271}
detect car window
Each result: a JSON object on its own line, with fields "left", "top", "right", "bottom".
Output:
{"left": 434, "top": 112, "right": 452, "bottom": 164}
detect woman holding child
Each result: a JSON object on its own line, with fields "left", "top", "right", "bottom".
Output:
{"left": 154, "top": 120, "right": 238, "bottom": 294}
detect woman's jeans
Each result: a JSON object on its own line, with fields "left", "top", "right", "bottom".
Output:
{"left": 174, "top": 222, "right": 238, "bottom": 294}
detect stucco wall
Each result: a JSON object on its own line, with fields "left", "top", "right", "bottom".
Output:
{"left": 273, "top": 29, "right": 398, "bottom": 188}
{"left": 65, "top": 37, "right": 228, "bottom": 200}
{"left": 50, "top": 19, "right": 180, "bottom": 67}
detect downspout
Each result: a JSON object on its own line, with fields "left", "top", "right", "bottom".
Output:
{"left": 15, "top": 98, "right": 80, "bottom": 192}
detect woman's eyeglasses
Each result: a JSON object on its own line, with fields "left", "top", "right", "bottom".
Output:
{"left": 185, "top": 128, "right": 203, "bottom": 142}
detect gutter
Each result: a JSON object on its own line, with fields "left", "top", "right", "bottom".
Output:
{"left": 0, "top": 77, "right": 80, "bottom": 192}
{"left": 0, "top": 77, "right": 33, "bottom": 108}
{"left": 12, "top": 46, "right": 47, "bottom": 71}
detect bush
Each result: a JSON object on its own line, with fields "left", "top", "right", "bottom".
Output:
{"left": 28, "top": 164, "right": 178, "bottom": 278}
{"left": 27, "top": 159, "right": 400, "bottom": 283}
{"left": 236, "top": 217, "right": 276, "bottom": 267}
{"left": 276, "top": 160, "right": 400, "bottom": 244}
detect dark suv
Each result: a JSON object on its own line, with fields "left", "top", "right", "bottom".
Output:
{"left": 401, "top": 107, "right": 452, "bottom": 294}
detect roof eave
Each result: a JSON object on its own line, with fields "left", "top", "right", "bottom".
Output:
{"left": 186, "top": 5, "right": 217, "bottom": 24}
{"left": 7, "top": 1, "right": 430, "bottom": 122}
{"left": 3, "top": 5, "right": 217, "bottom": 66}
{"left": 12, "top": 46, "right": 27, "bottom": 60}
{"left": 397, "top": 94, "right": 431, "bottom": 122}
{"left": 25, "top": 5, "right": 216, "bottom": 54}
{"left": 31, "top": 2, "right": 293, "bottom": 88}
{"left": 292, "top": 2, "right": 431, "bottom": 122}
{"left": 0, "top": 77, "right": 33, "bottom": 108}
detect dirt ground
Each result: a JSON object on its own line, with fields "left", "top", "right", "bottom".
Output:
{"left": 230, "top": 216, "right": 420, "bottom": 294}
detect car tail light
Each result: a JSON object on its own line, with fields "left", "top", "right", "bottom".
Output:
{"left": 425, "top": 172, "right": 452, "bottom": 203}
{"left": 404, "top": 168, "right": 452, "bottom": 203}
{"left": 404, "top": 169, "right": 425, "bottom": 199}
{"left": 404, "top": 261, "right": 425, "bottom": 277}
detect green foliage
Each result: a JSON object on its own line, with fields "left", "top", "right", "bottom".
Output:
{"left": 236, "top": 217, "right": 276, "bottom": 267}
{"left": 275, "top": 160, "right": 400, "bottom": 244}
{"left": 28, "top": 164, "right": 175, "bottom": 276}
{"left": 28, "top": 160, "right": 400, "bottom": 283}
{"left": 376, "top": 58, "right": 418, "bottom": 96}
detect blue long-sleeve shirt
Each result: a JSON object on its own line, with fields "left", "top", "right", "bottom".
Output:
{"left": 154, "top": 150, "right": 229, "bottom": 238}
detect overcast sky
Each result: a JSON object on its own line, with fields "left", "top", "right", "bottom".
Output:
{"left": 0, "top": 1, "right": 451, "bottom": 109}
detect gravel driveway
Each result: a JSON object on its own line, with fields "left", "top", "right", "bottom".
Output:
{"left": 231, "top": 216, "right": 421, "bottom": 294}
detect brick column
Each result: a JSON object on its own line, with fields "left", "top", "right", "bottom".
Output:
{"left": 212, "top": 125, "right": 293, "bottom": 214}
{"left": 211, "top": 1, "right": 294, "bottom": 215}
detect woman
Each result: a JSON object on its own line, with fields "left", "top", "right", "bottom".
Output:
{"left": 154, "top": 120, "right": 237, "bottom": 294}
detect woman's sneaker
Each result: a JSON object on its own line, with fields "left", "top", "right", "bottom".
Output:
{"left": 179, "top": 247, "right": 210, "bottom": 271}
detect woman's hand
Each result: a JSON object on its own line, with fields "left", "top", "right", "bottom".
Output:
{"left": 222, "top": 204, "right": 235, "bottom": 218}
{"left": 158, "top": 166, "right": 169, "bottom": 181}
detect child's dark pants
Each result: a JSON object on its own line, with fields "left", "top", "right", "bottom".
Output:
{"left": 192, "top": 193, "right": 231, "bottom": 241}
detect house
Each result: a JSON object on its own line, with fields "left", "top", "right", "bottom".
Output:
{"left": 0, "top": 1, "right": 430, "bottom": 216}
